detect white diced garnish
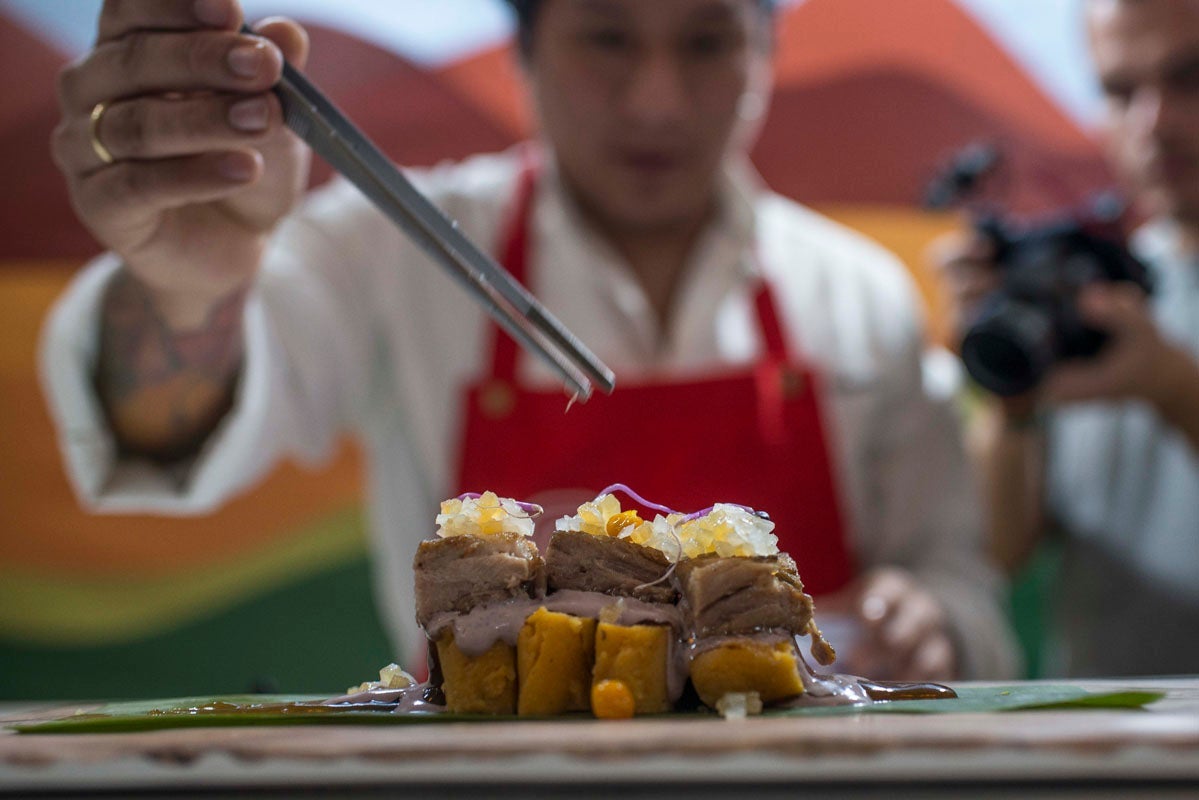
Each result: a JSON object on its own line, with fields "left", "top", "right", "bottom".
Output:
{"left": 716, "top": 691, "right": 763, "bottom": 720}
{"left": 379, "top": 663, "right": 415, "bottom": 689}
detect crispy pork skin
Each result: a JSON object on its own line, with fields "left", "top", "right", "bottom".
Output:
{"left": 674, "top": 553, "right": 813, "bottom": 638}
{"left": 413, "top": 533, "right": 544, "bottom": 627}
{"left": 545, "top": 530, "right": 677, "bottom": 604}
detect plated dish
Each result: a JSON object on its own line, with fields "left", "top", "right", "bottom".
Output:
{"left": 333, "top": 486, "right": 954, "bottom": 718}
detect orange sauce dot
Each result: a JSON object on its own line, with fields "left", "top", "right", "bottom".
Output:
{"left": 592, "top": 679, "right": 636, "bottom": 719}
{"left": 605, "top": 510, "right": 642, "bottom": 537}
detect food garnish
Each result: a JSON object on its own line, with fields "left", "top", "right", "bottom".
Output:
{"left": 435, "top": 490, "right": 542, "bottom": 538}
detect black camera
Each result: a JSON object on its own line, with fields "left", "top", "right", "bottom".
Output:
{"left": 925, "top": 144, "right": 1154, "bottom": 397}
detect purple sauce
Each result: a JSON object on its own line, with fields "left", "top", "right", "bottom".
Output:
{"left": 321, "top": 684, "right": 445, "bottom": 715}
{"left": 425, "top": 597, "right": 543, "bottom": 656}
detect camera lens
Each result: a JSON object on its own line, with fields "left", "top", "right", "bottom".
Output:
{"left": 962, "top": 299, "right": 1055, "bottom": 396}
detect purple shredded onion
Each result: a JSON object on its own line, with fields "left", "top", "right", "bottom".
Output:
{"left": 633, "top": 562, "right": 678, "bottom": 593}
{"left": 596, "top": 484, "right": 680, "bottom": 516}
{"left": 593, "top": 485, "right": 765, "bottom": 521}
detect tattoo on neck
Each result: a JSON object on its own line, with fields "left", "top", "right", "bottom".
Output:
{"left": 96, "top": 270, "right": 247, "bottom": 462}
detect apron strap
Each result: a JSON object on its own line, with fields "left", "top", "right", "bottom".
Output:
{"left": 753, "top": 280, "right": 793, "bottom": 364}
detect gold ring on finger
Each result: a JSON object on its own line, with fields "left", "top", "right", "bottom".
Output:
{"left": 89, "top": 101, "right": 114, "bottom": 165}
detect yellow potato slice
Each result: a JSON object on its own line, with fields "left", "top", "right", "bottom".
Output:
{"left": 517, "top": 607, "right": 596, "bottom": 715}
{"left": 689, "top": 640, "right": 804, "bottom": 709}
{"left": 437, "top": 630, "right": 517, "bottom": 714}
{"left": 592, "top": 621, "right": 671, "bottom": 715}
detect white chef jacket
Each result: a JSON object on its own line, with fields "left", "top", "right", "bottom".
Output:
{"left": 40, "top": 147, "right": 1019, "bottom": 679}
{"left": 1046, "top": 220, "right": 1199, "bottom": 676}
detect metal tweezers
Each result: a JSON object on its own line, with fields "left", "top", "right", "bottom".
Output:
{"left": 247, "top": 26, "right": 616, "bottom": 400}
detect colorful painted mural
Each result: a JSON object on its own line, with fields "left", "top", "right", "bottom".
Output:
{"left": 0, "top": 0, "right": 1109, "bottom": 696}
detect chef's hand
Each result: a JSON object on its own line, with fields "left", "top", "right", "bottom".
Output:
{"left": 51, "top": 0, "right": 310, "bottom": 328}
{"left": 821, "top": 568, "right": 958, "bottom": 682}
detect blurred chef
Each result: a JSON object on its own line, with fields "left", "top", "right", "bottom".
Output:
{"left": 42, "top": 0, "right": 1017, "bottom": 679}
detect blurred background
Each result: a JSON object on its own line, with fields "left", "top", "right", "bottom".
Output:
{"left": 0, "top": 0, "right": 1111, "bottom": 698}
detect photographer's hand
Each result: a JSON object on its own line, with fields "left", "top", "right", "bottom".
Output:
{"left": 1046, "top": 284, "right": 1199, "bottom": 452}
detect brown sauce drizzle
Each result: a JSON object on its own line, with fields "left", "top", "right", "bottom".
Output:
{"left": 805, "top": 618, "right": 837, "bottom": 667}
{"left": 857, "top": 679, "right": 958, "bottom": 701}
{"left": 423, "top": 639, "right": 446, "bottom": 705}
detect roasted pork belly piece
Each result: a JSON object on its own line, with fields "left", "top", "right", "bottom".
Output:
{"left": 544, "top": 530, "right": 677, "bottom": 604}
{"left": 674, "top": 553, "right": 813, "bottom": 638}
{"left": 413, "top": 532, "right": 544, "bottom": 627}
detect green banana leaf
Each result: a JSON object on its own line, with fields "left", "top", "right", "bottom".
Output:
{"left": 10, "top": 685, "right": 1163, "bottom": 735}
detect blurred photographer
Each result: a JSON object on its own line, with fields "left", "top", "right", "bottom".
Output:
{"left": 935, "top": 0, "right": 1199, "bottom": 676}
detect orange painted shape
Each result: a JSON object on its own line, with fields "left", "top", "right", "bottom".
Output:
{"left": 818, "top": 206, "right": 964, "bottom": 347}
{"left": 772, "top": 0, "right": 1095, "bottom": 152}
{"left": 436, "top": 44, "right": 534, "bottom": 140}
{"left": 0, "top": 264, "right": 365, "bottom": 578}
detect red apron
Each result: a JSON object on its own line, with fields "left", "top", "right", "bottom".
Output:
{"left": 453, "top": 164, "right": 855, "bottom": 596}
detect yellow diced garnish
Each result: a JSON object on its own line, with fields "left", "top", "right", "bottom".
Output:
{"left": 676, "top": 504, "right": 778, "bottom": 558}
{"left": 576, "top": 494, "right": 623, "bottom": 536}
{"left": 436, "top": 491, "right": 535, "bottom": 538}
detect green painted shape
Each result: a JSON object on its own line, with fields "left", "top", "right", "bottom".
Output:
{"left": 11, "top": 685, "right": 1163, "bottom": 734}
{"left": 0, "top": 556, "right": 394, "bottom": 701}
{"left": 0, "top": 506, "right": 370, "bottom": 646}
{"left": 1008, "top": 539, "right": 1064, "bottom": 679}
